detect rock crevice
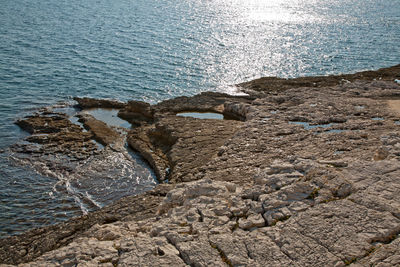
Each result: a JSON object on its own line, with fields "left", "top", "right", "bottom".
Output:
{"left": 2, "top": 65, "right": 400, "bottom": 266}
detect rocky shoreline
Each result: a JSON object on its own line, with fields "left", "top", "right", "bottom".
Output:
{"left": 1, "top": 65, "right": 400, "bottom": 266}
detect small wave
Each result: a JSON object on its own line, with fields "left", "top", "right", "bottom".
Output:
{"left": 85, "top": 191, "right": 103, "bottom": 209}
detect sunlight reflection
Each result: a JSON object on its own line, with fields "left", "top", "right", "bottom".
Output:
{"left": 211, "top": 0, "right": 320, "bottom": 23}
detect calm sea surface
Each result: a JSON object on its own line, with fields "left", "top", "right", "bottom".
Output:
{"left": 0, "top": 0, "right": 399, "bottom": 236}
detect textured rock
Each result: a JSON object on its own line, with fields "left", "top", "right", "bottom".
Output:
{"left": 175, "top": 237, "right": 225, "bottom": 267}
{"left": 153, "top": 91, "right": 253, "bottom": 116}
{"left": 19, "top": 238, "right": 119, "bottom": 266}
{"left": 118, "top": 234, "right": 187, "bottom": 267}
{"left": 238, "top": 64, "right": 400, "bottom": 95}
{"left": 127, "top": 115, "right": 242, "bottom": 182}
{"left": 73, "top": 97, "right": 125, "bottom": 109}
{"left": 352, "top": 237, "right": 400, "bottom": 267}
{"left": 118, "top": 100, "right": 153, "bottom": 125}
{"left": 0, "top": 184, "right": 173, "bottom": 265}
{"left": 12, "top": 111, "right": 98, "bottom": 162}
{"left": 3, "top": 66, "right": 400, "bottom": 266}
{"left": 78, "top": 113, "right": 123, "bottom": 146}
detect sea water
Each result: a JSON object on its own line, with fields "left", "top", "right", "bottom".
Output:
{"left": 0, "top": 0, "right": 399, "bottom": 236}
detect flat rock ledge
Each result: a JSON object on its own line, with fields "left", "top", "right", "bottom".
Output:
{"left": 1, "top": 65, "right": 400, "bottom": 266}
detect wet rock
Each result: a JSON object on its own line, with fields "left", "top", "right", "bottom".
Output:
{"left": 153, "top": 91, "right": 254, "bottom": 115}
{"left": 0, "top": 185, "right": 166, "bottom": 265}
{"left": 15, "top": 114, "right": 77, "bottom": 134}
{"left": 127, "top": 123, "right": 170, "bottom": 182}
{"left": 13, "top": 113, "right": 98, "bottom": 161}
{"left": 118, "top": 100, "right": 153, "bottom": 125}
{"left": 78, "top": 113, "right": 122, "bottom": 146}
{"left": 73, "top": 97, "right": 125, "bottom": 109}
{"left": 4, "top": 66, "right": 400, "bottom": 266}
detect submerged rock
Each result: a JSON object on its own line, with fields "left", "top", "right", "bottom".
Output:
{"left": 13, "top": 112, "right": 98, "bottom": 161}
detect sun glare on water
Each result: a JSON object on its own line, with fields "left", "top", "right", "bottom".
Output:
{"left": 210, "top": 0, "right": 321, "bottom": 23}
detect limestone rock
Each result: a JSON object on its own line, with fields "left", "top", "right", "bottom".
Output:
{"left": 4, "top": 66, "right": 400, "bottom": 267}
{"left": 118, "top": 235, "right": 187, "bottom": 267}
{"left": 238, "top": 213, "right": 265, "bottom": 230}
{"left": 19, "top": 238, "right": 119, "bottom": 266}
{"left": 373, "top": 147, "right": 389, "bottom": 161}
{"left": 158, "top": 179, "right": 235, "bottom": 214}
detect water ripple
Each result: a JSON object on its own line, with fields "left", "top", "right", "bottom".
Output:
{"left": 0, "top": 0, "right": 399, "bottom": 236}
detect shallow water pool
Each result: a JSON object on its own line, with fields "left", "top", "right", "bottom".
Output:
{"left": 177, "top": 112, "right": 224, "bottom": 120}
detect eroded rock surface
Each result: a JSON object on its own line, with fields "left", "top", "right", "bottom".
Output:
{"left": 118, "top": 100, "right": 153, "bottom": 125}
{"left": 127, "top": 116, "right": 242, "bottom": 182}
{"left": 239, "top": 64, "right": 400, "bottom": 95}
{"left": 2, "top": 65, "right": 400, "bottom": 266}
{"left": 78, "top": 113, "right": 123, "bottom": 146}
{"left": 14, "top": 112, "right": 97, "bottom": 160}
{"left": 74, "top": 97, "right": 125, "bottom": 109}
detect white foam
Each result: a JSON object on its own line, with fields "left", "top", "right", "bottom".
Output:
{"left": 85, "top": 191, "right": 102, "bottom": 208}
{"left": 65, "top": 180, "right": 89, "bottom": 214}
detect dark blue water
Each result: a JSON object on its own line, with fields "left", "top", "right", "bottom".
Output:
{"left": 1, "top": 0, "right": 399, "bottom": 237}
